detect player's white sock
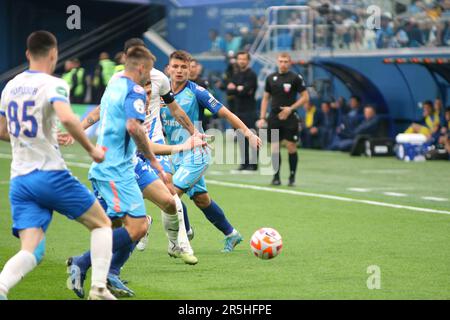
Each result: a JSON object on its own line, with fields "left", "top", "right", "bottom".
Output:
{"left": 161, "top": 210, "right": 179, "bottom": 243}
{"left": 90, "top": 227, "right": 112, "bottom": 289}
{"left": 174, "top": 194, "right": 194, "bottom": 255}
{"left": 0, "top": 250, "right": 37, "bottom": 295}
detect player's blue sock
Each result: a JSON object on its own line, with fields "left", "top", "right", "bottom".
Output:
{"left": 182, "top": 201, "right": 191, "bottom": 232}
{"left": 75, "top": 227, "right": 133, "bottom": 274}
{"left": 109, "top": 241, "right": 137, "bottom": 276}
{"left": 200, "top": 200, "right": 234, "bottom": 235}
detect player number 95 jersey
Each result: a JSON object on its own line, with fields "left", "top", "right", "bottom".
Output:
{"left": 0, "top": 70, "right": 69, "bottom": 178}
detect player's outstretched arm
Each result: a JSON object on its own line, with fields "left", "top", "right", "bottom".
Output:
{"left": 149, "top": 135, "right": 208, "bottom": 155}
{"left": 217, "top": 106, "right": 262, "bottom": 149}
{"left": 53, "top": 101, "right": 104, "bottom": 163}
{"left": 167, "top": 100, "right": 197, "bottom": 135}
{"left": 0, "top": 115, "right": 10, "bottom": 142}
{"left": 81, "top": 105, "right": 101, "bottom": 130}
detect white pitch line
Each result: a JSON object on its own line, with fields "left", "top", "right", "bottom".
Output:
{"left": 207, "top": 180, "right": 450, "bottom": 216}
{"left": 1, "top": 153, "right": 449, "bottom": 215}
{"left": 422, "top": 196, "right": 449, "bottom": 202}
{"left": 383, "top": 192, "right": 408, "bottom": 197}
{"left": 348, "top": 188, "right": 370, "bottom": 192}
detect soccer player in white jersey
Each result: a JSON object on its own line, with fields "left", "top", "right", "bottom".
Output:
{"left": 76, "top": 39, "right": 197, "bottom": 257}
{"left": 0, "top": 30, "right": 115, "bottom": 300}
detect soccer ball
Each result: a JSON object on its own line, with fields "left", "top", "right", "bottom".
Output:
{"left": 250, "top": 227, "right": 283, "bottom": 260}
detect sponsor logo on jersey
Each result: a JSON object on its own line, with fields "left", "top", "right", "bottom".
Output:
{"left": 273, "top": 76, "right": 278, "bottom": 81}
{"left": 208, "top": 95, "right": 218, "bottom": 108}
{"left": 133, "top": 85, "right": 145, "bottom": 94}
{"left": 56, "top": 86, "right": 68, "bottom": 97}
{"left": 283, "top": 83, "right": 291, "bottom": 93}
{"left": 134, "top": 99, "right": 145, "bottom": 114}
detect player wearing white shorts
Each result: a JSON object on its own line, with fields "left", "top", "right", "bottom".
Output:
{"left": 0, "top": 30, "right": 115, "bottom": 300}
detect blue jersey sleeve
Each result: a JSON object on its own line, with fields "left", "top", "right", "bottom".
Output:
{"left": 194, "top": 85, "right": 223, "bottom": 115}
{"left": 124, "top": 84, "right": 146, "bottom": 122}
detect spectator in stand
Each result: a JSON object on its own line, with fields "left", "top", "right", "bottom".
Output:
{"left": 208, "top": 29, "right": 226, "bottom": 54}
{"left": 239, "top": 27, "right": 254, "bottom": 52}
{"left": 407, "top": 18, "right": 425, "bottom": 47}
{"left": 224, "top": 32, "right": 242, "bottom": 56}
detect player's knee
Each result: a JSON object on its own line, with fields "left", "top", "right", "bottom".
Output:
{"left": 127, "top": 218, "right": 148, "bottom": 241}
{"left": 162, "top": 196, "right": 176, "bottom": 214}
{"left": 193, "top": 193, "right": 211, "bottom": 209}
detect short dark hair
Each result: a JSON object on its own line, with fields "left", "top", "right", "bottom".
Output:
{"left": 236, "top": 51, "right": 251, "bottom": 60}
{"left": 444, "top": 107, "right": 450, "bottom": 113}
{"left": 125, "top": 46, "right": 154, "bottom": 70}
{"left": 124, "top": 38, "right": 145, "bottom": 53}
{"left": 350, "top": 95, "right": 361, "bottom": 103}
{"left": 423, "top": 100, "right": 434, "bottom": 107}
{"left": 27, "top": 30, "right": 57, "bottom": 58}
{"left": 170, "top": 50, "right": 192, "bottom": 63}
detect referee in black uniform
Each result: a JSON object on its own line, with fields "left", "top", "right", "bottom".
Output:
{"left": 257, "top": 52, "right": 309, "bottom": 186}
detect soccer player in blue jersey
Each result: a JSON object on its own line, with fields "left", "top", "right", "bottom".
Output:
{"left": 66, "top": 47, "right": 203, "bottom": 299}
{"left": 163, "top": 50, "right": 262, "bottom": 253}
{"left": 0, "top": 31, "right": 115, "bottom": 300}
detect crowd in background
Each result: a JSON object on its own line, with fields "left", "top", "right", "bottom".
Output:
{"left": 60, "top": 51, "right": 125, "bottom": 105}
{"left": 207, "top": 0, "right": 450, "bottom": 54}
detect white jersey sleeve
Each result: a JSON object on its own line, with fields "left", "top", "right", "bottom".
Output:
{"left": 45, "top": 77, "right": 70, "bottom": 104}
{"left": 144, "top": 68, "right": 169, "bottom": 143}
{"left": 0, "top": 87, "right": 6, "bottom": 115}
{"left": 1, "top": 71, "right": 68, "bottom": 178}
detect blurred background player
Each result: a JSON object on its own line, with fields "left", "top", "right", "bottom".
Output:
{"left": 189, "top": 59, "right": 209, "bottom": 89}
{"left": 226, "top": 51, "right": 258, "bottom": 171}
{"left": 163, "top": 50, "right": 262, "bottom": 253}
{"left": 91, "top": 52, "right": 116, "bottom": 104}
{"left": 257, "top": 52, "right": 309, "bottom": 187}
{"left": 0, "top": 30, "right": 115, "bottom": 300}
{"left": 62, "top": 58, "right": 86, "bottom": 104}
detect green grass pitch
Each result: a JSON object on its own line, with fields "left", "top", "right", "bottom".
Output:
{"left": 0, "top": 142, "right": 449, "bottom": 300}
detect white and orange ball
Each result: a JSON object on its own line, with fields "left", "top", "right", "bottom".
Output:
{"left": 250, "top": 228, "right": 283, "bottom": 260}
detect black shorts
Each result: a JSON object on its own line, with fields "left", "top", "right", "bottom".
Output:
{"left": 267, "top": 112, "right": 300, "bottom": 143}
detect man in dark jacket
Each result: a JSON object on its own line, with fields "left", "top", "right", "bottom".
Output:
{"left": 226, "top": 51, "right": 258, "bottom": 171}
{"left": 331, "top": 105, "right": 380, "bottom": 152}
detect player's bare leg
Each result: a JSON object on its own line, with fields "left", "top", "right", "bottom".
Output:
{"left": 150, "top": 176, "right": 197, "bottom": 265}
{"left": 0, "top": 228, "right": 43, "bottom": 299}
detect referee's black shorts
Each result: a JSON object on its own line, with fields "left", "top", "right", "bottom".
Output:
{"left": 267, "top": 112, "right": 300, "bottom": 143}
